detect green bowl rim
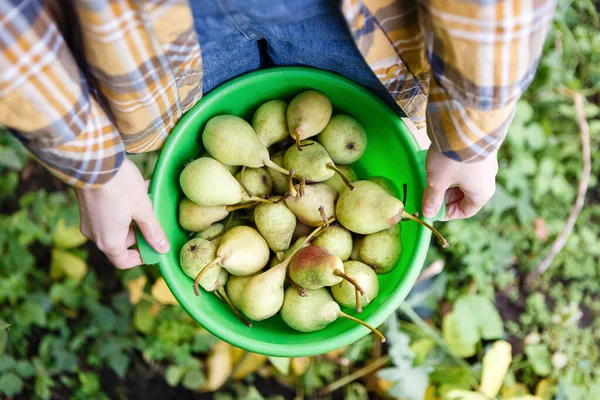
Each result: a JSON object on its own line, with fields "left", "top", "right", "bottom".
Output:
{"left": 148, "top": 66, "right": 432, "bottom": 356}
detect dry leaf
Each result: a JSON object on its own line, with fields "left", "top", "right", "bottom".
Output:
{"left": 324, "top": 347, "right": 347, "bottom": 360}
{"left": 203, "top": 341, "right": 233, "bottom": 391}
{"left": 50, "top": 249, "right": 87, "bottom": 282}
{"left": 424, "top": 385, "right": 438, "bottom": 400}
{"left": 535, "top": 379, "right": 557, "bottom": 400}
{"left": 290, "top": 357, "right": 311, "bottom": 376}
{"left": 150, "top": 277, "right": 179, "bottom": 305}
{"left": 126, "top": 275, "right": 147, "bottom": 305}
{"left": 446, "top": 389, "right": 487, "bottom": 400}
{"left": 480, "top": 340, "right": 512, "bottom": 397}
{"left": 232, "top": 352, "right": 267, "bottom": 380}
{"left": 534, "top": 217, "right": 548, "bottom": 241}
{"left": 53, "top": 219, "right": 88, "bottom": 249}
{"left": 231, "top": 346, "right": 245, "bottom": 367}
{"left": 501, "top": 383, "right": 531, "bottom": 398}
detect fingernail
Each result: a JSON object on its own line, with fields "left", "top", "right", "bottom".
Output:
{"left": 422, "top": 206, "right": 436, "bottom": 218}
{"left": 158, "top": 237, "right": 170, "bottom": 253}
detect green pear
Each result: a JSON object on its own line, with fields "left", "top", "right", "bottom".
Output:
{"left": 287, "top": 90, "right": 332, "bottom": 149}
{"left": 284, "top": 183, "right": 337, "bottom": 227}
{"left": 280, "top": 287, "right": 385, "bottom": 341}
{"left": 336, "top": 181, "right": 448, "bottom": 246}
{"left": 359, "top": 225, "right": 402, "bottom": 274}
{"left": 236, "top": 167, "right": 273, "bottom": 200}
{"left": 317, "top": 115, "right": 367, "bottom": 164}
{"left": 254, "top": 199, "right": 296, "bottom": 252}
{"left": 194, "top": 222, "right": 226, "bottom": 246}
{"left": 368, "top": 176, "right": 400, "bottom": 197}
{"left": 240, "top": 259, "right": 289, "bottom": 321}
{"left": 324, "top": 165, "right": 358, "bottom": 194}
{"left": 179, "top": 199, "right": 229, "bottom": 232}
{"left": 200, "top": 151, "right": 239, "bottom": 175}
{"left": 202, "top": 115, "right": 289, "bottom": 175}
{"left": 267, "top": 151, "right": 289, "bottom": 195}
{"left": 180, "top": 238, "right": 222, "bottom": 292}
{"left": 269, "top": 236, "right": 309, "bottom": 268}
{"left": 226, "top": 273, "right": 259, "bottom": 310}
{"left": 216, "top": 226, "right": 270, "bottom": 276}
{"left": 180, "top": 157, "right": 244, "bottom": 206}
{"left": 312, "top": 224, "right": 353, "bottom": 261}
{"left": 252, "top": 100, "right": 288, "bottom": 148}
{"left": 331, "top": 261, "right": 379, "bottom": 309}
{"left": 350, "top": 235, "right": 364, "bottom": 261}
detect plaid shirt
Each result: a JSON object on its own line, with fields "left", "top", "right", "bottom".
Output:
{"left": 0, "top": 0, "right": 555, "bottom": 188}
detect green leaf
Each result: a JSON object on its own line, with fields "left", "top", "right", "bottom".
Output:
{"left": 454, "top": 295, "right": 504, "bottom": 344}
{"left": 15, "top": 360, "right": 35, "bottom": 378}
{"left": 0, "top": 320, "right": 9, "bottom": 330}
{"left": 386, "top": 366, "right": 430, "bottom": 400}
{"left": 33, "top": 358, "right": 53, "bottom": 400}
{"left": 0, "top": 331, "right": 7, "bottom": 355}
{"left": 108, "top": 353, "right": 130, "bottom": 379}
{"left": 182, "top": 368, "right": 206, "bottom": 390}
{"left": 0, "top": 355, "right": 15, "bottom": 372}
{"left": 239, "top": 386, "right": 266, "bottom": 400}
{"left": 0, "top": 146, "right": 24, "bottom": 170}
{"left": 525, "top": 344, "right": 552, "bottom": 377}
{"left": 165, "top": 365, "right": 185, "bottom": 387}
{"left": 0, "top": 372, "right": 24, "bottom": 396}
{"left": 268, "top": 357, "right": 291, "bottom": 375}
{"left": 442, "top": 312, "right": 476, "bottom": 358}
{"left": 134, "top": 300, "right": 156, "bottom": 334}
{"left": 18, "top": 301, "right": 47, "bottom": 327}
{"left": 346, "top": 382, "right": 369, "bottom": 400}
{"left": 514, "top": 101, "right": 533, "bottom": 123}
{"left": 343, "top": 335, "right": 373, "bottom": 363}
{"left": 410, "top": 338, "right": 435, "bottom": 366}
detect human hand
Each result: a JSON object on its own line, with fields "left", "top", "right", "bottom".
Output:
{"left": 422, "top": 146, "right": 498, "bottom": 220}
{"left": 75, "top": 159, "right": 169, "bottom": 269}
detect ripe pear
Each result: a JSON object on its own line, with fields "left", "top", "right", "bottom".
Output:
{"left": 180, "top": 157, "right": 244, "bottom": 206}
{"left": 269, "top": 236, "right": 309, "bottom": 268}
{"left": 284, "top": 183, "right": 337, "bottom": 227}
{"left": 202, "top": 115, "right": 289, "bottom": 175}
{"left": 312, "top": 224, "right": 353, "bottom": 261}
{"left": 266, "top": 151, "right": 289, "bottom": 195}
{"left": 240, "top": 258, "right": 289, "bottom": 321}
{"left": 254, "top": 199, "right": 296, "bottom": 252}
{"left": 235, "top": 167, "right": 273, "bottom": 200}
{"left": 180, "top": 238, "right": 222, "bottom": 292}
{"left": 336, "top": 181, "right": 448, "bottom": 247}
{"left": 288, "top": 246, "right": 346, "bottom": 289}
{"left": 317, "top": 115, "right": 367, "bottom": 164}
{"left": 200, "top": 151, "right": 239, "bottom": 175}
{"left": 359, "top": 225, "right": 402, "bottom": 274}
{"left": 324, "top": 165, "right": 358, "bottom": 194}
{"left": 331, "top": 261, "right": 379, "bottom": 310}
{"left": 193, "top": 226, "right": 270, "bottom": 294}
{"left": 226, "top": 273, "right": 259, "bottom": 310}
{"left": 280, "top": 287, "right": 385, "bottom": 342}
{"left": 179, "top": 199, "right": 229, "bottom": 232}
{"left": 368, "top": 176, "right": 400, "bottom": 197}
{"left": 287, "top": 90, "right": 332, "bottom": 149}
{"left": 252, "top": 100, "right": 288, "bottom": 148}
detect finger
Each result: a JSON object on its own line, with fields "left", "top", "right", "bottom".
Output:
{"left": 145, "top": 179, "right": 151, "bottom": 191}
{"left": 134, "top": 201, "right": 170, "bottom": 254}
{"left": 125, "top": 226, "right": 137, "bottom": 248}
{"left": 108, "top": 249, "right": 144, "bottom": 270}
{"left": 444, "top": 187, "right": 464, "bottom": 205}
{"left": 445, "top": 184, "right": 495, "bottom": 220}
{"left": 422, "top": 173, "right": 451, "bottom": 218}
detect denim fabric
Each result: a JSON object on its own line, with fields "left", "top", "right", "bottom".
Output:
{"left": 189, "top": 0, "right": 403, "bottom": 115}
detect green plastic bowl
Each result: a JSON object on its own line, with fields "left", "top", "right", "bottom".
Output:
{"left": 136, "top": 67, "right": 441, "bottom": 357}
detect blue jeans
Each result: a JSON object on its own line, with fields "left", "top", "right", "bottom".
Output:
{"left": 189, "top": 0, "right": 403, "bottom": 115}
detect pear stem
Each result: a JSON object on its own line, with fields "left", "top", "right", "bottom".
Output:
{"left": 338, "top": 312, "right": 386, "bottom": 343}
{"left": 248, "top": 196, "right": 275, "bottom": 204}
{"left": 264, "top": 159, "right": 290, "bottom": 176}
{"left": 205, "top": 212, "right": 235, "bottom": 241}
{"left": 401, "top": 211, "right": 449, "bottom": 248}
{"left": 355, "top": 287, "right": 363, "bottom": 313}
{"left": 299, "top": 178, "right": 306, "bottom": 197}
{"left": 239, "top": 166, "right": 253, "bottom": 198}
{"left": 318, "top": 206, "right": 330, "bottom": 228}
{"left": 193, "top": 257, "right": 223, "bottom": 296}
{"left": 293, "top": 283, "right": 308, "bottom": 297}
{"left": 277, "top": 217, "right": 336, "bottom": 268}
{"left": 215, "top": 287, "right": 252, "bottom": 328}
{"left": 225, "top": 202, "right": 259, "bottom": 212}
{"left": 295, "top": 128, "right": 303, "bottom": 151}
{"left": 326, "top": 164, "right": 356, "bottom": 191}
{"left": 287, "top": 169, "right": 298, "bottom": 198}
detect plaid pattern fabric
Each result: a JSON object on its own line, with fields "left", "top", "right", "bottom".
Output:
{"left": 0, "top": 0, "right": 554, "bottom": 188}
{"left": 0, "top": 0, "right": 202, "bottom": 188}
{"left": 342, "top": 0, "right": 556, "bottom": 161}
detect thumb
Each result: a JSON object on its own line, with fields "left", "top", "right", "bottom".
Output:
{"left": 422, "top": 175, "right": 448, "bottom": 219}
{"left": 134, "top": 200, "right": 170, "bottom": 254}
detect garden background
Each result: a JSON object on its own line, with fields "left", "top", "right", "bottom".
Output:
{"left": 0, "top": 1, "right": 598, "bottom": 398}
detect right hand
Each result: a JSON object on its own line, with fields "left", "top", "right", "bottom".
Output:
{"left": 75, "top": 159, "right": 170, "bottom": 269}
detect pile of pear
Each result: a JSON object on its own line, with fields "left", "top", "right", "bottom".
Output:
{"left": 177, "top": 90, "right": 448, "bottom": 340}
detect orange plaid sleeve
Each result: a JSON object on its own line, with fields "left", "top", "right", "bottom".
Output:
{"left": 0, "top": 0, "right": 202, "bottom": 188}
